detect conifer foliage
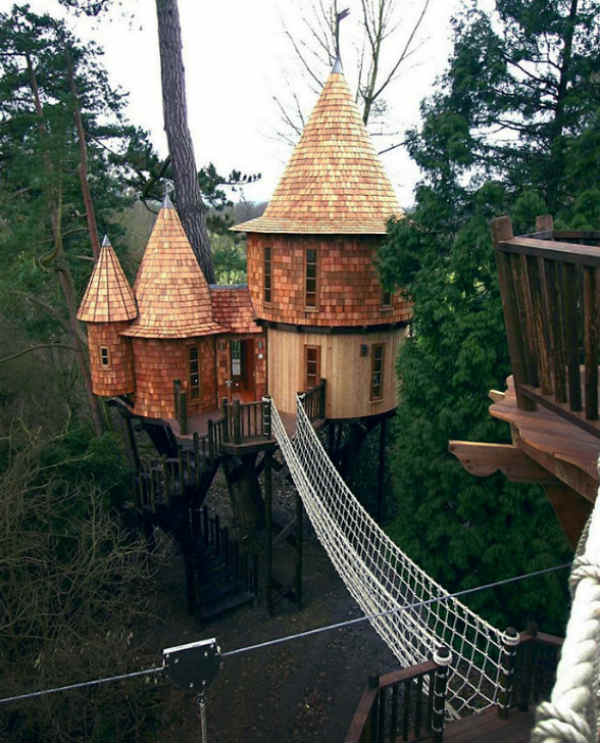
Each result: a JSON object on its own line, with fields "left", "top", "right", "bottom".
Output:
{"left": 378, "top": 0, "right": 600, "bottom": 632}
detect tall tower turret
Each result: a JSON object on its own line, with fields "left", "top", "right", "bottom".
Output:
{"left": 77, "top": 234, "right": 137, "bottom": 396}
{"left": 232, "top": 65, "right": 411, "bottom": 419}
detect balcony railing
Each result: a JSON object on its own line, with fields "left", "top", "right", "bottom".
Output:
{"left": 299, "top": 378, "right": 327, "bottom": 422}
{"left": 345, "top": 649, "right": 451, "bottom": 743}
{"left": 345, "top": 629, "right": 561, "bottom": 742}
{"left": 492, "top": 215, "right": 600, "bottom": 436}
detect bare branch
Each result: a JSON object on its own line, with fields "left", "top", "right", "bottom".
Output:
{"left": 0, "top": 344, "right": 77, "bottom": 365}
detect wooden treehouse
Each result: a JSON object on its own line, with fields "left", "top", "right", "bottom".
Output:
{"left": 76, "top": 62, "right": 409, "bottom": 616}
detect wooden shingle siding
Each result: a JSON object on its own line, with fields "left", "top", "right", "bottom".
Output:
{"left": 77, "top": 237, "right": 137, "bottom": 323}
{"left": 87, "top": 322, "right": 135, "bottom": 396}
{"left": 232, "top": 72, "right": 403, "bottom": 236}
{"left": 131, "top": 337, "right": 216, "bottom": 419}
{"left": 123, "top": 203, "right": 225, "bottom": 339}
{"left": 247, "top": 234, "right": 411, "bottom": 327}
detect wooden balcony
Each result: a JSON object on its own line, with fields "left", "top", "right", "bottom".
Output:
{"left": 451, "top": 216, "right": 600, "bottom": 546}
{"left": 345, "top": 631, "right": 561, "bottom": 743}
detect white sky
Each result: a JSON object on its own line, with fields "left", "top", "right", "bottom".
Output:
{"left": 6, "top": 0, "right": 495, "bottom": 208}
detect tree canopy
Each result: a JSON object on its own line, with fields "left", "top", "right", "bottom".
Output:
{"left": 378, "top": 0, "right": 600, "bottom": 632}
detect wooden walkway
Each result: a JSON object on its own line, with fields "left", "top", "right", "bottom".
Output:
{"left": 411, "top": 707, "right": 535, "bottom": 742}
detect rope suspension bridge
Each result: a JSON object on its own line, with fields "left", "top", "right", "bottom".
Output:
{"left": 272, "top": 394, "right": 508, "bottom": 718}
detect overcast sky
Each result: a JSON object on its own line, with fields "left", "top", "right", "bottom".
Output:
{"left": 8, "top": 0, "right": 495, "bottom": 208}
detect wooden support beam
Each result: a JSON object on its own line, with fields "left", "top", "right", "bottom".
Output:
{"left": 449, "top": 441, "right": 557, "bottom": 484}
{"left": 544, "top": 483, "right": 593, "bottom": 549}
{"left": 264, "top": 450, "right": 273, "bottom": 615}
{"left": 376, "top": 417, "right": 387, "bottom": 524}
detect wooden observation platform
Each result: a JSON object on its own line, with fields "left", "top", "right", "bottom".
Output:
{"left": 451, "top": 215, "right": 600, "bottom": 547}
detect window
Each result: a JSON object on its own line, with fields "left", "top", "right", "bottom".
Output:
{"left": 305, "top": 345, "right": 320, "bottom": 390}
{"left": 305, "top": 248, "right": 317, "bottom": 308}
{"left": 370, "top": 344, "right": 385, "bottom": 401}
{"left": 230, "top": 340, "right": 242, "bottom": 377}
{"left": 189, "top": 347, "right": 199, "bottom": 399}
{"left": 382, "top": 289, "right": 392, "bottom": 307}
{"left": 264, "top": 246, "right": 272, "bottom": 303}
{"left": 99, "top": 346, "right": 110, "bottom": 367}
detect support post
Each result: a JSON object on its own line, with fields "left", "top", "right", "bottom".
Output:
{"left": 222, "top": 398, "right": 230, "bottom": 442}
{"left": 376, "top": 417, "right": 387, "bottom": 524}
{"left": 178, "top": 390, "right": 188, "bottom": 435}
{"left": 264, "top": 449, "right": 273, "bottom": 615}
{"left": 295, "top": 492, "right": 303, "bottom": 609}
{"left": 432, "top": 646, "right": 452, "bottom": 742}
{"left": 123, "top": 413, "right": 141, "bottom": 473}
{"left": 233, "top": 399, "right": 242, "bottom": 444}
{"left": 498, "top": 627, "right": 520, "bottom": 718}
{"left": 173, "top": 379, "right": 181, "bottom": 419}
{"left": 328, "top": 421, "right": 335, "bottom": 456}
{"left": 262, "top": 395, "right": 271, "bottom": 438}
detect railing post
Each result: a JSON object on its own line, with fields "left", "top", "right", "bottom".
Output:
{"left": 222, "top": 398, "right": 229, "bottom": 442}
{"left": 491, "top": 217, "right": 536, "bottom": 412}
{"left": 233, "top": 399, "right": 241, "bottom": 444}
{"left": 262, "top": 395, "right": 271, "bottom": 438}
{"left": 431, "top": 646, "right": 452, "bottom": 742}
{"left": 368, "top": 674, "right": 380, "bottom": 743}
{"left": 208, "top": 420, "right": 215, "bottom": 459}
{"left": 498, "top": 627, "right": 520, "bottom": 719}
{"left": 319, "top": 378, "right": 326, "bottom": 419}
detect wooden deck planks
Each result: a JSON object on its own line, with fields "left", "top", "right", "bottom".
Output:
{"left": 410, "top": 707, "right": 535, "bottom": 742}
{"left": 490, "top": 376, "right": 600, "bottom": 485}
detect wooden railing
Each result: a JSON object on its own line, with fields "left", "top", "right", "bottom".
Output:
{"left": 220, "top": 398, "right": 271, "bottom": 445}
{"left": 345, "top": 650, "right": 451, "bottom": 743}
{"left": 300, "top": 378, "right": 327, "bottom": 421}
{"left": 345, "top": 629, "right": 562, "bottom": 743}
{"left": 493, "top": 215, "right": 600, "bottom": 435}
{"left": 510, "top": 629, "right": 563, "bottom": 713}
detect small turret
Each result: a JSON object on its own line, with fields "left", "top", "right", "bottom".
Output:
{"left": 77, "top": 234, "right": 137, "bottom": 397}
{"left": 121, "top": 198, "right": 225, "bottom": 419}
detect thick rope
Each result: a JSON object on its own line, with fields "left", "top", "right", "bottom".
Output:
{"left": 531, "top": 467, "right": 600, "bottom": 743}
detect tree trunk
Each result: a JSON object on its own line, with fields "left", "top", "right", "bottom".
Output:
{"left": 155, "top": 0, "right": 215, "bottom": 283}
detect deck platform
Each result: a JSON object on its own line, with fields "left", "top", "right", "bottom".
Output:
{"left": 411, "top": 707, "right": 535, "bottom": 742}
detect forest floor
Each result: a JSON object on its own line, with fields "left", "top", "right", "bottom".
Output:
{"left": 149, "top": 464, "right": 398, "bottom": 743}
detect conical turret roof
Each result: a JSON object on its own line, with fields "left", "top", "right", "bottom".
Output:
{"left": 122, "top": 200, "right": 225, "bottom": 338}
{"left": 77, "top": 235, "right": 137, "bottom": 323}
{"left": 233, "top": 70, "right": 403, "bottom": 235}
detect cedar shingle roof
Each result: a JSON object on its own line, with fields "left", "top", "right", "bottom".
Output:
{"left": 77, "top": 235, "right": 137, "bottom": 323}
{"left": 122, "top": 200, "right": 225, "bottom": 338}
{"left": 232, "top": 71, "right": 403, "bottom": 235}
{"left": 210, "top": 285, "right": 262, "bottom": 335}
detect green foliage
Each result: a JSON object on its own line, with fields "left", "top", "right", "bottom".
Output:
{"left": 379, "top": 0, "right": 600, "bottom": 633}
{"left": 0, "top": 5, "right": 156, "bottom": 343}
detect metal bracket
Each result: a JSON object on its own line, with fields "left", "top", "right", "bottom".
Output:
{"left": 163, "top": 638, "right": 221, "bottom": 692}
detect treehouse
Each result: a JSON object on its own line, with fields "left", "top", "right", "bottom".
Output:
{"left": 77, "top": 197, "right": 267, "bottom": 429}
{"left": 232, "top": 62, "right": 411, "bottom": 421}
{"left": 450, "top": 215, "right": 600, "bottom": 548}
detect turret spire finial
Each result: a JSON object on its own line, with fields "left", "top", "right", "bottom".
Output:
{"left": 334, "top": 7, "right": 350, "bottom": 72}
{"left": 101, "top": 234, "right": 110, "bottom": 248}
{"left": 163, "top": 182, "right": 174, "bottom": 209}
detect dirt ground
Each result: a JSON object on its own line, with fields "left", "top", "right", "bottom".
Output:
{"left": 151, "top": 468, "right": 398, "bottom": 743}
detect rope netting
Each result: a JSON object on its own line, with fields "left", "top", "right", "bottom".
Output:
{"left": 271, "top": 395, "right": 506, "bottom": 718}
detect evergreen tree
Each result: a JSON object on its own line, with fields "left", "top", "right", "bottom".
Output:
{"left": 378, "top": 0, "right": 600, "bottom": 632}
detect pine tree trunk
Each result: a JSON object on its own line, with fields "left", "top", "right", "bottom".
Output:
{"left": 155, "top": 0, "right": 215, "bottom": 283}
